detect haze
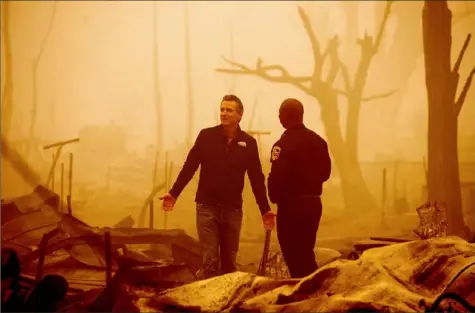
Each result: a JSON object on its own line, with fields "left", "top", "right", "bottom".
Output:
{"left": 2, "top": 1, "right": 474, "bottom": 238}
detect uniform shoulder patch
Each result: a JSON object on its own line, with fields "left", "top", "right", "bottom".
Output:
{"left": 271, "top": 146, "right": 281, "bottom": 161}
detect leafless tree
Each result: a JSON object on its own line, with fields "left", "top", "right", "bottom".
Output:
{"left": 216, "top": 2, "right": 395, "bottom": 212}
{"left": 152, "top": 1, "right": 163, "bottom": 159}
{"left": 24, "top": 1, "right": 58, "bottom": 159}
{"left": 1, "top": 1, "right": 14, "bottom": 138}
{"left": 184, "top": 1, "right": 194, "bottom": 149}
{"left": 422, "top": 1, "right": 474, "bottom": 239}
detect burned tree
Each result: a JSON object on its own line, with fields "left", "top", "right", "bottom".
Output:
{"left": 24, "top": 1, "right": 58, "bottom": 159}
{"left": 216, "top": 2, "right": 395, "bottom": 212}
{"left": 1, "top": 0, "right": 14, "bottom": 138}
{"left": 152, "top": 1, "right": 163, "bottom": 157}
{"left": 422, "top": 1, "right": 474, "bottom": 238}
{"left": 184, "top": 2, "right": 194, "bottom": 149}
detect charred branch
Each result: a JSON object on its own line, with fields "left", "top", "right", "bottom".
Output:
{"left": 452, "top": 34, "right": 474, "bottom": 117}
{"left": 332, "top": 1, "right": 394, "bottom": 105}
{"left": 35, "top": 2, "right": 58, "bottom": 66}
{"left": 297, "top": 7, "right": 324, "bottom": 80}
{"left": 455, "top": 67, "right": 474, "bottom": 117}
{"left": 216, "top": 57, "right": 314, "bottom": 96}
{"left": 352, "top": 1, "right": 394, "bottom": 96}
{"left": 453, "top": 34, "right": 471, "bottom": 73}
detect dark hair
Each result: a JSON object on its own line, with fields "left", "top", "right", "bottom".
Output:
{"left": 222, "top": 94, "right": 244, "bottom": 114}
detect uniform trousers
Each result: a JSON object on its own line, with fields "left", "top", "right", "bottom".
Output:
{"left": 277, "top": 196, "right": 322, "bottom": 278}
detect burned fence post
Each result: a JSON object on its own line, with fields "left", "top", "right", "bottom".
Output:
{"left": 43, "top": 137, "right": 79, "bottom": 188}
{"left": 51, "top": 152, "right": 55, "bottom": 191}
{"left": 149, "top": 200, "right": 154, "bottom": 229}
{"left": 60, "top": 162, "right": 64, "bottom": 212}
{"left": 67, "top": 152, "right": 74, "bottom": 216}
{"left": 164, "top": 160, "right": 174, "bottom": 230}
{"left": 164, "top": 152, "right": 169, "bottom": 229}
{"left": 105, "top": 231, "right": 112, "bottom": 287}
{"left": 381, "top": 168, "right": 387, "bottom": 230}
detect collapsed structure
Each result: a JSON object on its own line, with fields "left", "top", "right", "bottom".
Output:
{"left": 1, "top": 186, "right": 474, "bottom": 312}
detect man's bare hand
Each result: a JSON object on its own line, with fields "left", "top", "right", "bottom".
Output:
{"left": 159, "top": 193, "right": 176, "bottom": 211}
{"left": 262, "top": 210, "right": 276, "bottom": 230}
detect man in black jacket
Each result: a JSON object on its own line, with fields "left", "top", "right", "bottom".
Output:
{"left": 268, "top": 98, "right": 331, "bottom": 278}
{"left": 160, "top": 95, "right": 275, "bottom": 278}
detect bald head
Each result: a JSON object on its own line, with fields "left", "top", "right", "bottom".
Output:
{"left": 279, "top": 98, "right": 304, "bottom": 129}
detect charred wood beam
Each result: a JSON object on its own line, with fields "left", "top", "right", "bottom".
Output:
{"left": 21, "top": 228, "right": 201, "bottom": 263}
{"left": 43, "top": 137, "right": 80, "bottom": 150}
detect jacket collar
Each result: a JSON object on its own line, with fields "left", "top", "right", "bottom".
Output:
{"left": 217, "top": 124, "right": 245, "bottom": 140}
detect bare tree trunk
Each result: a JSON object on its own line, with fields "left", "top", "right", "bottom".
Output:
{"left": 152, "top": 1, "right": 163, "bottom": 157}
{"left": 422, "top": 0, "right": 474, "bottom": 239}
{"left": 1, "top": 1, "right": 14, "bottom": 138}
{"left": 320, "top": 92, "right": 378, "bottom": 213}
{"left": 25, "top": 2, "right": 58, "bottom": 159}
{"left": 184, "top": 2, "right": 194, "bottom": 149}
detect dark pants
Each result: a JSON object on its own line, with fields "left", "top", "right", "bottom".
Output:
{"left": 196, "top": 202, "right": 243, "bottom": 278}
{"left": 277, "top": 197, "right": 322, "bottom": 278}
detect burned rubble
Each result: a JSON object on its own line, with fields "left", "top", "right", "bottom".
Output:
{"left": 2, "top": 186, "right": 474, "bottom": 312}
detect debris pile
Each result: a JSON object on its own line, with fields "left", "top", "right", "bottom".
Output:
{"left": 2, "top": 187, "right": 474, "bottom": 312}
{"left": 144, "top": 237, "right": 475, "bottom": 312}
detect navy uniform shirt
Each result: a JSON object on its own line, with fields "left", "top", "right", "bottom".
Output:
{"left": 268, "top": 124, "right": 331, "bottom": 205}
{"left": 169, "top": 125, "right": 270, "bottom": 215}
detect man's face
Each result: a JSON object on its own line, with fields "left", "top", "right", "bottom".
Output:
{"left": 220, "top": 100, "right": 242, "bottom": 127}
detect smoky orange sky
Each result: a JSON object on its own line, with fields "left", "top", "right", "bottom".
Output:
{"left": 2, "top": 0, "right": 475, "bottom": 161}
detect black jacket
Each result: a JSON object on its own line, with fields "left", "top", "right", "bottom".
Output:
{"left": 268, "top": 124, "right": 331, "bottom": 205}
{"left": 169, "top": 125, "right": 270, "bottom": 215}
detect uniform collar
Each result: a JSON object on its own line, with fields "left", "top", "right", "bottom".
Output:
{"left": 284, "top": 123, "right": 305, "bottom": 134}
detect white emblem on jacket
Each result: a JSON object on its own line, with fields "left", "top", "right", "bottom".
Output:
{"left": 271, "top": 146, "right": 281, "bottom": 161}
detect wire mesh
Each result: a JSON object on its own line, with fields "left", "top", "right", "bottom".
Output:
{"left": 414, "top": 201, "right": 448, "bottom": 239}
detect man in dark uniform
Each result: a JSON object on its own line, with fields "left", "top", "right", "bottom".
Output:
{"left": 160, "top": 94, "right": 276, "bottom": 279}
{"left": 268, "top": 98, "right": 331, "bottom": 278}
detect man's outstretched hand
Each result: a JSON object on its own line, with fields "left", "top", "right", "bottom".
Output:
{"left": 159, "top": 193, "right": 176, "bottom": 211}
{"left": 262, "top": 210, "right": 276, "bottom": 230}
